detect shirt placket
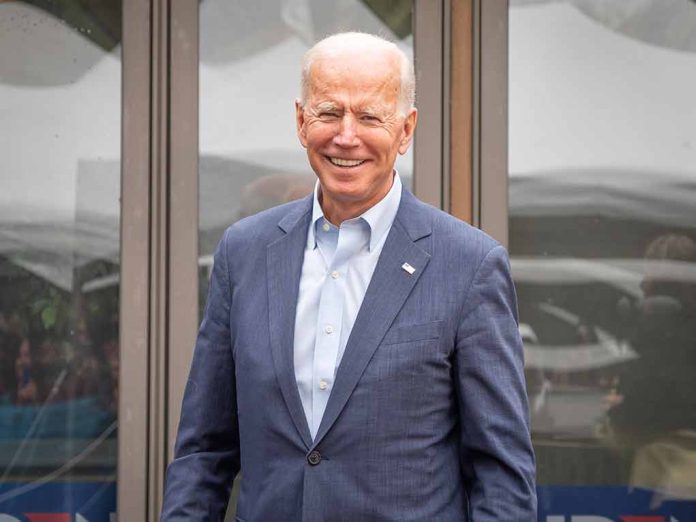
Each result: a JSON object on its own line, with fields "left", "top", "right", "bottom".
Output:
{"left": 310, "top": 221, "right": 364, "bottom": 438}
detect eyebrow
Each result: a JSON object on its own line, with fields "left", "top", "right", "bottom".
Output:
{"left": 310, "top": 102, "right": 388, "bottom": 118}
{"left": 313, "top": 102, "right": 341, "bottom": 113}
{"left": 359, "top": 106, "right": 394, "bottom": 121}
{"left": 359, "top": 106, "right": 382, "bottom": 116}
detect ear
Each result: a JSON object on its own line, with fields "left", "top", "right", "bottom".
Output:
{"left": 397, "top": 107, "right": 417, "bottom": 155}
{"left": 295, "top": 99, "right": 308, "bottom": 149}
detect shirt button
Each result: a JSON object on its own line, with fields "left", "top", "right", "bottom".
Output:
{"left": 330, "top": 271, "right": 339, "bottom": 279}
{"left": 324, "top": 325, "right": 334, "bottom": 334}
{"left": 307, "top": 450, "right": 321, "bottom": 466}
{"left": 319, "top": 380, "right": 328, "bottom": 390}
{"left": 322, "top": 223, "right": 330, "bottom": 232}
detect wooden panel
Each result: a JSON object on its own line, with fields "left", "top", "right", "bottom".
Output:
{"left": 449, "top": 0, "right": 474, "bottom": 223}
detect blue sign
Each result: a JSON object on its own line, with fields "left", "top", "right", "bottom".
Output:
{"left": 0, "top": 482, "right": 115, "bottom": 521}
{"left": 538, "top": 486, "right": 696, "bottom": 522}
{"left": 2, "top": 482, "right": 695, "bottom": 521}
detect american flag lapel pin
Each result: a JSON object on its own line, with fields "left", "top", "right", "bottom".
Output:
{"left": 401, "top": 262, "right": 416, "bottom": 275}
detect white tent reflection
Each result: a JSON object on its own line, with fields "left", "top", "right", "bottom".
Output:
{"left": 0, "top": 0, "right": 414, "bottom": 290}
{"left": 1, "top": 1, "right": 694, "bottom": 293}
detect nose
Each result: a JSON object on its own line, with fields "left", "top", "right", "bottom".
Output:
{"left": 333, "top": 114, "right": 360, "bottom": 148}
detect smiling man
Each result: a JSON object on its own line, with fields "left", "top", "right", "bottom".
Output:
{"left": 161, "top": 32, "right": 536, "bottom": 521}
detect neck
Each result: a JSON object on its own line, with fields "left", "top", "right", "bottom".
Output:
{"left": 320, "top": 200, "right": 370, "bottom": 226}
{"left": 319, "top": 176, "right": 394, "bottom": 226}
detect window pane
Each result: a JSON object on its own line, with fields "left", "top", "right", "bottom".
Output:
{"left": 199, "top": 0, "right": 414, "bottom": 315}
{"left": 0, "top": 1, "right": 121, "bottom": 518}
{"left": 509, "top": 1, "right": 696, "bottom": 518}
{"left": 198, "top": 1, "right": 413, "bottom": 515}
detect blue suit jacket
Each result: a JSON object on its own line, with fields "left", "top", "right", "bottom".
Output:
{"left": 161, "top": 189, "right": 537, "bottom": 521}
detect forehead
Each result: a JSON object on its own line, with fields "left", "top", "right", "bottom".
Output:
{"left": 306, "top": 50, "right": 401, "bottom": 107}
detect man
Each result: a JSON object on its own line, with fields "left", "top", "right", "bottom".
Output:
{"left": 161, "top": 32, "right": 536, "bottom": 521}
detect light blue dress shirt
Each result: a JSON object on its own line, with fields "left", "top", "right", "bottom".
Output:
{"left": 293, "top": 173, "right": 402, "bottom": 439}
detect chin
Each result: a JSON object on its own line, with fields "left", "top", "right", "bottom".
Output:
{"left": 323, "top": 183, "right": 366, "bottom": 203}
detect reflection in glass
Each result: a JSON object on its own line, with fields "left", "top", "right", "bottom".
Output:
{"left": 199, "top": 0, "right": 413, "bottom": 516}
{"left": 509, "top": 0, "right": 696, "bottom": 516}
{"left": 0, "top": 1, "right": 120, "bottom": 518}
{"left": 198, "top": 0, "right": 414, "bottom": 301}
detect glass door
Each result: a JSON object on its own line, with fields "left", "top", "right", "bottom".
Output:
{"left": 0, "top": 1, "right": 122, "bottom": 519}
{"left": 197, "top": 0, "right": 416, "bottom": 319}
{"left": 197, "top": 1, "right": 418, "bottom": 517}
{"left": 508, "top": 1, "right": 696, "bottom": 518}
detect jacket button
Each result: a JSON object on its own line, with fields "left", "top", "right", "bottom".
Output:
{"left": 307, "top": 450, "right": 321, "bottom": 466}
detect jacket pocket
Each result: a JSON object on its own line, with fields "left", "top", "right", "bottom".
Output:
{"left": 381, "top": 320, "right": 444, "bottom": 345}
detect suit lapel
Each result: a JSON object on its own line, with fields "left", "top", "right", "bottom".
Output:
{"left": 267, "top": 197, "right": 313, "bottom": 449}
{"left": 312, "top": 192, "right": 432, "bottom": 446}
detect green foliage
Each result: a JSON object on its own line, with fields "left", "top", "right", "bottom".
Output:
{"left": 360, "top": 0, "right": 412, "bottom": 39}
{"left": 30, "top": 287, "right": 72, "bottom": 335}
{"left": 21, "top": 0, "right": 122, "bottom": 51}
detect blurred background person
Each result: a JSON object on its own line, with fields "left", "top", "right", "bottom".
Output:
{"left": 607, "top": 233, "right": 696, "bottom": 504}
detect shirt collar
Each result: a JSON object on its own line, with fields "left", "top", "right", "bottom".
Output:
{"left": 307, "top": 171, "right": 402, "bottom": 252}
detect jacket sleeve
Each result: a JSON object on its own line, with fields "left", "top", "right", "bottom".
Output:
{"left": 454, "top": 245, "right": 537, "bottom": 521}
{"left": 161, "top": 229, "right": 240, "bottom": 521}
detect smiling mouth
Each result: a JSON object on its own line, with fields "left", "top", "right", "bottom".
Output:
{"left": 327, "top": 156, "right": 366, "bottom": 168}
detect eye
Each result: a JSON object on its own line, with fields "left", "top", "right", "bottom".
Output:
{"left": 319, "top": 112, "right": 339, "bottom": 119}
{"left": 360, "top": 114, "right": 380, "bottom": 122}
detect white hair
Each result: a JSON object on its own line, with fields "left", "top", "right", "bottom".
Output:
{"left": 299, "top": 32, "right": 416, "bottom": 115}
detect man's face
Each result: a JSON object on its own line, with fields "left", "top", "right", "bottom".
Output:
{"left": 295, "top": 49, "right": 417, "bottom": 222}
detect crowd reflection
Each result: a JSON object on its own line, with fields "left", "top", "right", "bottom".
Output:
{"left": 606, "top": 234, "right": 696, "bottom": 504}
{"left": 0, "top": 308, "right": 118, "bottom": 441}
{"left": 515, "top": 229, "right": 696, "bottom": 494}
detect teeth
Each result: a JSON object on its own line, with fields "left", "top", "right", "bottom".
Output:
{"left": 329, "top": 157, "right": 365, "bottom": 167}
